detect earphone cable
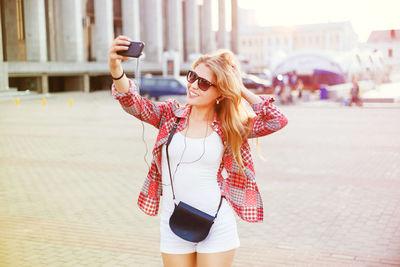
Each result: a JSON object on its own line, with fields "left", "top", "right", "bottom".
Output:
{"left": 135, "top": 56, "right": 151, "bottom": 171}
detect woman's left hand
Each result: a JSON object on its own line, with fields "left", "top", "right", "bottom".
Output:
{"left": 231, "top": 63, "right": 246, "bottom": 96}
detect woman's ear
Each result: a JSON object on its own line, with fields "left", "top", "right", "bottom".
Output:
{"left": 217, "top": 95, "right": 224, "bottom": 101}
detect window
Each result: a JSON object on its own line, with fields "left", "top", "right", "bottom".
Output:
{"left": 157, "top": 79, "right": 169, "bottom": 87}
{"left": 169, "top": 81, "right": 179, "bottom": 88}
{"left": 390, "top": 29, "right": 396, "bottom": 39}
{"left": 143, "top": 79, "right": 157, "bottom": 86}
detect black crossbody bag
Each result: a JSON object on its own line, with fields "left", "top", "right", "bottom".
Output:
{"left": 165, "top": 117, "right": 223, "bottom": 243}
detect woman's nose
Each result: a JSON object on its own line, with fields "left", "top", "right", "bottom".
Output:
{"left": 190, "top": 79, "right": 199, "bottom": 90}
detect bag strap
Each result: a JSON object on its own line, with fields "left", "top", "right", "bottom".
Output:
{"left": 213, "top": 196, "right": 224, "bottom": 220}
{"left": 166, "top": 117, "right": 181, "bottom": 200}
{"left": 165, "top": 117, "right": 224, "bottom": 219}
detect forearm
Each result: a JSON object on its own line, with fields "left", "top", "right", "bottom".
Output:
{"left": 110, "top": 63, "right": 130, "bottom": 94}
{"left": 241, "top": 87, "right": 263, "bottom": 105}
{"left": 248, "top": 95, "right": 288, "bottom": 138}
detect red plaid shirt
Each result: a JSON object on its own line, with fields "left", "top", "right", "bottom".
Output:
{"left": 112, "top": 79, "right": 288, "bottom": 222}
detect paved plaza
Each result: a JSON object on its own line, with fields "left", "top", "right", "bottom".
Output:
{"left": 1, "top": 90, "right": 400, "bottom": 266}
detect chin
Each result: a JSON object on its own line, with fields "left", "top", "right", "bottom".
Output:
{"left": 186, "top": 96, "right": 193, "bottom": 105}
{"left": 186, "top": 95, "right": 199, "bottom": 104}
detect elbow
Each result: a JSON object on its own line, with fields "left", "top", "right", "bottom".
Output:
{"left": 279, "top": 114, "right": 288, "bottom": 129}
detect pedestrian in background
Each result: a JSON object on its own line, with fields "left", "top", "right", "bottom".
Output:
{"left": 289, "top": 71, "right": 298, "bottom": 90}
{"left": 296, "top": 79, "right": 304, "bottom": 102}
{"left": 109, "top": 35, "right": 288, "bottom": 267}
{"left": 349, "top": 76, "right": 362, "bottom": 107}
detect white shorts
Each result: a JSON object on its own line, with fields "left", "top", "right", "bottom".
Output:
{"left": 160, "top": 199, "right": 240, "bottom": 254}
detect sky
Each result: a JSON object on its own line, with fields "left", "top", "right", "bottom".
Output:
{"left": 215, "top": 0, "right": 400, "bottom": 42}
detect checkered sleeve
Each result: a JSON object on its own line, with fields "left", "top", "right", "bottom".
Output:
{"left": 248, "top": 95, "right": 288, "bottom": 138}
{"left": 111, "top": 79, "right": 177, "bottom": 129}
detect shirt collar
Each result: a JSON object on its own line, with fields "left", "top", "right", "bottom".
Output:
{"left": 173, "top": 104, "right": 220, "bottom": 124}
{"left": 172, "top": 104, "right": 225, "bottom": 143}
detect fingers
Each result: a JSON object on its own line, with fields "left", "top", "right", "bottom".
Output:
{"left": 113, "top": 45, "right": 129, "bottom": 52}
{"left": 115, "top": 35, "right": 132, "bottom": 42}
{"left": 109, "top": 52, "right": 130, "bottom": 61}
{"left": 110, "top": 35, "right": 132, "bottom": 48}
{"left": 109, "top": 36, "right": 133, "bottom": 63}
{"left": 112, "top": 36, "right": 132, "bottom": 48}
{"left": 115, "top": 40, "right": 131, "bottom": 46}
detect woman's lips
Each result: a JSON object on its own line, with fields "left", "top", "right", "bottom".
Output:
{"left": 188, "top": 90, "right": 200, "bottom": 98}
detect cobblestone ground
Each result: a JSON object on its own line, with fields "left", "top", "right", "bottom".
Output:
{"left": 0, "top": 91, "right": 400, "bottom": 267}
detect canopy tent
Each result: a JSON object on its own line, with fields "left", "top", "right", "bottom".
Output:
{"left": 272, "top": 51, "right": 345, "bottom": 86}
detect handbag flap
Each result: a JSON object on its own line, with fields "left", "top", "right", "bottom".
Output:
{"left": 177, "top": 202, "right": 215, "bottom": 221}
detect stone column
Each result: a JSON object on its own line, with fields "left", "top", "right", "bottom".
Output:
{"left": 40, "top": 75, "right": 49, "bottom": 94}
{"left": 0, "top": 63, "right": 9, "bottom": 90}
{"left": 230, "top": 0, "right": 238, "bottom": 54}
{"left": 201, "top": 0, "right": 214, "bottom": 53}
{"left": 23, "top": 0, "right": 47, "bottom": 62}
{"left": 122, "top": 0, "right": 140, "bottom": 41}
{"left": 166, "top": 0, "right": 183, "bottom": 61}
{"left": 140, "top": 0, "right": 163, "bottom": 63}
{"left": 94, "top": 0, "right": 114, "bottom": 62}
{"left": 0, "top": 10, "right": 9, "bottom": 90}
{"left": 184, "top": 0, "right": 200, "bottom": 59}
{"left": 83, "top": 74, "right": 90, "bottom": 93}
{"left": 217, "top": 0, "right": 228, "bottom": 49}
{"left": 46, "top": 0, "right": 57, "bottom": 61}
{"left": 58, "top": 0, "right": 84, "bottom": 62}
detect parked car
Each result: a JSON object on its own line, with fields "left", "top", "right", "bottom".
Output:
{"left": 139, "top": 76, "right": 187, "bottom": 100}
{"left": 249, "top": 69, "right": 272, "bottom": 81}
{"left": 242, "top": 74, "right": 273, "bottom": 94}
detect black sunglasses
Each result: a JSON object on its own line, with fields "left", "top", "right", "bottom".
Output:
{"left": 186, "top": 70, "right": 216, "bottom": 91}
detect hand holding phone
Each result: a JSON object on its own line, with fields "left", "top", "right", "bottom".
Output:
{"left": 117, "top": 41, "right": 145, "bottom": 58}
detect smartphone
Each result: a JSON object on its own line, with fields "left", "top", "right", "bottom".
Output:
{"left": 117, "top": 41, "right": 145, "bottom": 58}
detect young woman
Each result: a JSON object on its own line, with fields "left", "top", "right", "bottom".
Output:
{"left": 109, "top": 35, "right": 288, "bottom": 267}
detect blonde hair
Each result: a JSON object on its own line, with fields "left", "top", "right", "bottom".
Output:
{"left": 192, "top": 50, "right": 255, "bottom": 172}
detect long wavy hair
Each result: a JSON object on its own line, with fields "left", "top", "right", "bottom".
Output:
{"left": 192, "top": 50, "right": 255, "bottom": 172}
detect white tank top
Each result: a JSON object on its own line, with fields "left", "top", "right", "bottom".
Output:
{"left": 160, "top": 130, "right": 224, "bottom": 218}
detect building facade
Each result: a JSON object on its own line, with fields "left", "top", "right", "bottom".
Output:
{"left": 239, "top": 21, "right": 358, "bottom": 71}
{"left": 363, "top": 29, "right": 400, "bottom": 72}
{"left": 0, "top": 0, "right": 239, "bottom": 93}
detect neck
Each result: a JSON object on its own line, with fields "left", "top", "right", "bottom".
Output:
{"left": 189, "top": 105, "right": 215, "bottom": 122}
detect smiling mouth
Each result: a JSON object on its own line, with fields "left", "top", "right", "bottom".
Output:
{"left": 188, "top": 90, "right": 200, "bottom": 97}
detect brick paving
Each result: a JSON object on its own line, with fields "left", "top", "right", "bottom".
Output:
{"left": 0, "top": 90, "right": 400, "bottom": 266}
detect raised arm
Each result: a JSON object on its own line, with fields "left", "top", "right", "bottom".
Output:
{"left": 109, "top": 36, "right": 131, "bottom": 94}
{"left": 247, "top": 95, "right": 288, "bottom": 138}
{"left": 232, "top": 64, "right": 288, "bottom": 138}
{"left": 109, "top": 36, "right": 178, "bottom": 129}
